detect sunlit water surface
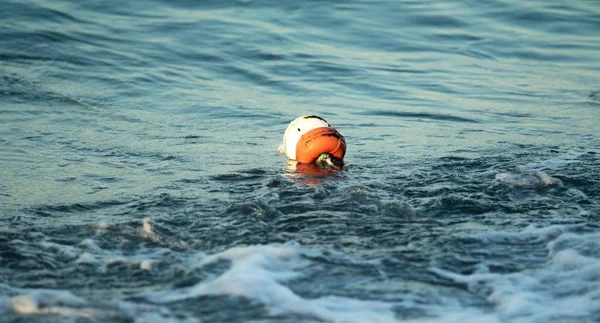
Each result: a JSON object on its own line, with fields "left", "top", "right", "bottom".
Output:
{"left": 1, "top": 0, "right": 599, "bottom": 322}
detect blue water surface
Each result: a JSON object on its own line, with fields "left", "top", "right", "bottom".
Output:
{"left": 1, "top": 0, "right": 599, "bottom": 322}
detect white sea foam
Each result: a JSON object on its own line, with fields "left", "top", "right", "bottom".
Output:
{"left": 495, "top": 170, "right": 562, "bottom": 187}
{"left": 1, "top": 288, "right": 98, "bottom": 319}
{"left": 5, "top": 225, "right": 597, "bottom": 322}
{"left": 431, "top": 227, "right": 600, "bottom": 323}
{"left": 142, "top": 229, "right": 600, "bottom": 322}
{"left": 1, "top": 284, "right": 189, "bottom": 322}
{"left": 146, "top": 242, "right": 398, "bottom": 323}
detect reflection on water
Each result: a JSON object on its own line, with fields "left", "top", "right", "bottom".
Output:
{"left": 283, "top": 159, "right": 346, "bottom": 185}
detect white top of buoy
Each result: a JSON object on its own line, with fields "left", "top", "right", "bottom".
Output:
{"left": 278, "top": 115, "right": 330, "bottom": 160}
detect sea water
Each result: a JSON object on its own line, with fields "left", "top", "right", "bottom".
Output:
{"left": 1, "top": 0, "right": 599, "bottom": 322}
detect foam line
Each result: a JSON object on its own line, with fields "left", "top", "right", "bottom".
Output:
{"left": 146, "top": 242, "right": 397, "bottom": 322}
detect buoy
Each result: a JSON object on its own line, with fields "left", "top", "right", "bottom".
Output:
{"left": 278, "top": 115, "right": 346, "bottom": 164}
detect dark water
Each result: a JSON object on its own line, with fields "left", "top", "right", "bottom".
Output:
{"left": 1, "top": 0, "right": 600, "bottom": 322}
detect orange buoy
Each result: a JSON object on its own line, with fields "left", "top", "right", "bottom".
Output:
{"left": 295, "top": 127, "right": 346, "bottom": 164}
{"left": 278, "top": 115, "right": 347, "bottom": 165}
